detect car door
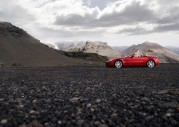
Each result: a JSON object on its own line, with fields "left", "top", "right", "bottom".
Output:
{"left": 124, "top": 56, "right": 138, "bottom": 66}
{"left": 131, "top": 57, "right": 142, "bottom": 66}
{"left": 134, "top": 56, "right": 146, "bottom": 66}
{"left": 138, "top": 56, "right": 148, "bottom": 66}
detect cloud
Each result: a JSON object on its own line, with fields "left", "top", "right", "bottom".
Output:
{"left": 27, "top": 24, "right": 105, "bottom": 44}
{"left": 54, "top": 1, "right": 156, "bottom": 27}
{"left": 2, "top": 0, "right": 178, "bottom": 33}
{"left": 118, "top": 23, "right": 179, "bottom": 35}
{"left": 98, "top": 1, "right": 156, "bottom": 26}
{"left": 157, "top": 7, "right": 179, "bottom": 24}
{"left": 83, "top": 0, "right": 118, "bottom": 10}
{"left": 0, "top": 0, "right": 34, "bottom": 25}
{"left": 53, "top": 0, "right": 179, "bottom": 35}
{"left": 54, "top": 7, "right": 100, "bottom": 27}
{"left": 0, "top": 0, "right": 179, "bottom": 46}
{"left": 83, "top": 0, "right": 107, "bottom": 9}
{"left": 119, "top": 27, "right": 152, "bottom": 35}
{"left": 155, "top": 23, "right": 179, "bottom": 32}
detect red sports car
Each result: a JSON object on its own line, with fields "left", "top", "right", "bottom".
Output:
{"left": 106, "top": 54, "right": 159, "bottom": 68}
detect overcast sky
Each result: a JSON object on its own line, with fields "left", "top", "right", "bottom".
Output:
{"left": 0, "top": 0, "right": 179, "bottom": 46}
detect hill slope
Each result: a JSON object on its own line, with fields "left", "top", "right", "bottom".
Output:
{"left": 0, "top": 22, "right": 83, "bottom": 66}
{"left": 122, "top": 42, "right": 179, "bottom": 63}
{"left": 112, "top": 46, "right": 129, "bottom": 52}
{"left": 166, "top": 46, "right": 179, "bottom": 55}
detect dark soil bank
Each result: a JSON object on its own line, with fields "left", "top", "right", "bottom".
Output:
{"left": 0, "top": 64, "right": 179, "bottom": 127}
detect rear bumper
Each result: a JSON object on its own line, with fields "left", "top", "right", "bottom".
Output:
{"left": 154, "top": 58, "right": 160, "bottom": 66}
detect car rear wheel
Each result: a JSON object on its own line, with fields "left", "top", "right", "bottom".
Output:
{"left": 115, "top": 60, "right": 123, "bottom": 68}
{"left": 147, "top": 60, "right": 155, "bottom": 68}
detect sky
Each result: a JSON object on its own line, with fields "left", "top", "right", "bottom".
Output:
{"left": 0, "top": 0, "right": 179, "bottom": 46}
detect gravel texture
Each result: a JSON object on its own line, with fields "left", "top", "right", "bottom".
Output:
{"left": 0, "top": 64, "right": 179, "bottom": 127}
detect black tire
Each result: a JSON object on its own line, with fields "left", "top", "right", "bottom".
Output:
{"left": 115, "top": 60, "right": 123, "bottom": 68}
{"left": 146, "top": 60, "right": 155, "bottom": 68}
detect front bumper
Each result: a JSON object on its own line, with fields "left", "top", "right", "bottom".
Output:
{"left": 105, "top": 61, "right": 114, "bottom": 67}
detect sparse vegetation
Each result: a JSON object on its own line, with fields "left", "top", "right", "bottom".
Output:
{"left": 0, "top": 63, "right": 4, "bottom": 67}
{"left": 12, "top": 63, "right": 23, "bottom": 67}
{"left": 147, "top": 49, "right": 154, "bottom": 52}
{"left": 60, "top": 51, "right": 108, "bottom": 62}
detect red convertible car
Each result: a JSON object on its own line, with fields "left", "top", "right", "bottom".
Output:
{"left": 106, "top": 54, "right": 159, "bottom": 68}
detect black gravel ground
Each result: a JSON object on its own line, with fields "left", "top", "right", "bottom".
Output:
{"left": 0, "top": 64, "right": 179, "bottom": 127}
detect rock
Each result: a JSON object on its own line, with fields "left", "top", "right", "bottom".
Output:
{"left": 21, "top": 80, "right": 24, "bottom": 85}
{"left": 94, "top": 121, "right": 101, "bottom": 126}
{"left": 18, "top": 104, "right": 24, "bottom": 108}
{"left": 44, "top": 99, "right": 51, "bottom": 103}
{"left": 95, "top": 99, "right": 101, "bottom": 103}
{"left": 0, "top": 119, "right": 8, "bottom": 125}
{"left": 166, "top": 113, "right": 172, "bottom": 117}
{"left": 77, "top": 107, "right": 82, "bottom": 114}
{"left": 167, "top": 89, "right": 179, "bottom": 95}
{"left": 170, "top": 119, "right": 177, "bottom": 125}
{"left": 87, "top": 103, "right": 92, "bottom": 108}
{"left": 69, "top": 97, "right": 81, "bottom": 103}
{"left": 90, "top": 108, "right": 95, "bottom": 112}
{"left": 0, "top": 98, "right": 4, "bottom": 101}
{"left": 32, "top": 99, "right": 38, "bottom": 103}
{"left": 29, "top": 110, "right": 36, "bottom": 114}
{"left": 158, "top": 102, "right": 179, "bottom": 108}
{"left": 99, "top": 124, "right": 109, "bottom": 127}
{"left": 77, "top": 119, "right": 84, "bottom": 126}
{"left": 141, "top": 97, "right": 150, "bottom": 101}
{"left": 58, "top": 120, "right": 62, "bottom": 125}
{"left": 145, "top": 115, "right": 154, "bottom": 121}
{"left": 111, "top": 113, "right": 118, "bottom": 118}
{"left": 24, "top": 121, "right": 43, "bottom": 127}
{"left": 20, "top": 121, "right": 43, "bottom": 127}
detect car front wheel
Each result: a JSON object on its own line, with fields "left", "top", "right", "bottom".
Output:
{"left": 147, "top": 60, "right": 155, "bottom": 68}
{"left": 115, "top": 60, "right": 123, "bottom": 68}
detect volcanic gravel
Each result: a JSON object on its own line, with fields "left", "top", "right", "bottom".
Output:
{"left": 0, "top": 64, "right": 179, "bottom": 127}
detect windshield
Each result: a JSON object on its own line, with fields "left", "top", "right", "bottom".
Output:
{"left": 124, "top": 54, "right": 146, "bottom": 58}
{"left": 125, "top": 54, "right": 134, "bottom": 58}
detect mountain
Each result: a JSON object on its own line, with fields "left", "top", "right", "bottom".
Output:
{"left": 44, "top": 43, "right": 58, "bottom": 49}
{"left": 55, "top": 41, "right": 122, "bottom": 59}
{"left": 112, "top": 46, "right": 129, "bottom": 52}
{"left": 55, "top": 41, "right": 86, "bottom": 51}
{"left": 122, "top": 42, "right": 179, "bottom": 63}
{"left": 165, "top": 46, "right": 179, "bottom": 55}
{"left": 0, "top": 22, "right": 84, "bottom": 66}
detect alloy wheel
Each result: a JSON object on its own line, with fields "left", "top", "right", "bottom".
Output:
{"left": 115, "top": 61, "right": 123, "bottom": 68}
{"left": 147, "top": 60, "right": 155, "bottom": 68}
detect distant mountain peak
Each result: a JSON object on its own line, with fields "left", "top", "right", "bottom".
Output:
{"left": 141, "top": 42, "right": 162, "bottom": 47}
{"left": 86, "top": 41, "right": 108, "bottom": 45}
{"left": 142, "top": 41, "right": 154, "bottom": 44}
{"left": 55, "top": 41, "right": 121, "bottom": 58}
{"left": 122, "top": 42, "right": 179, "bottom": 63}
